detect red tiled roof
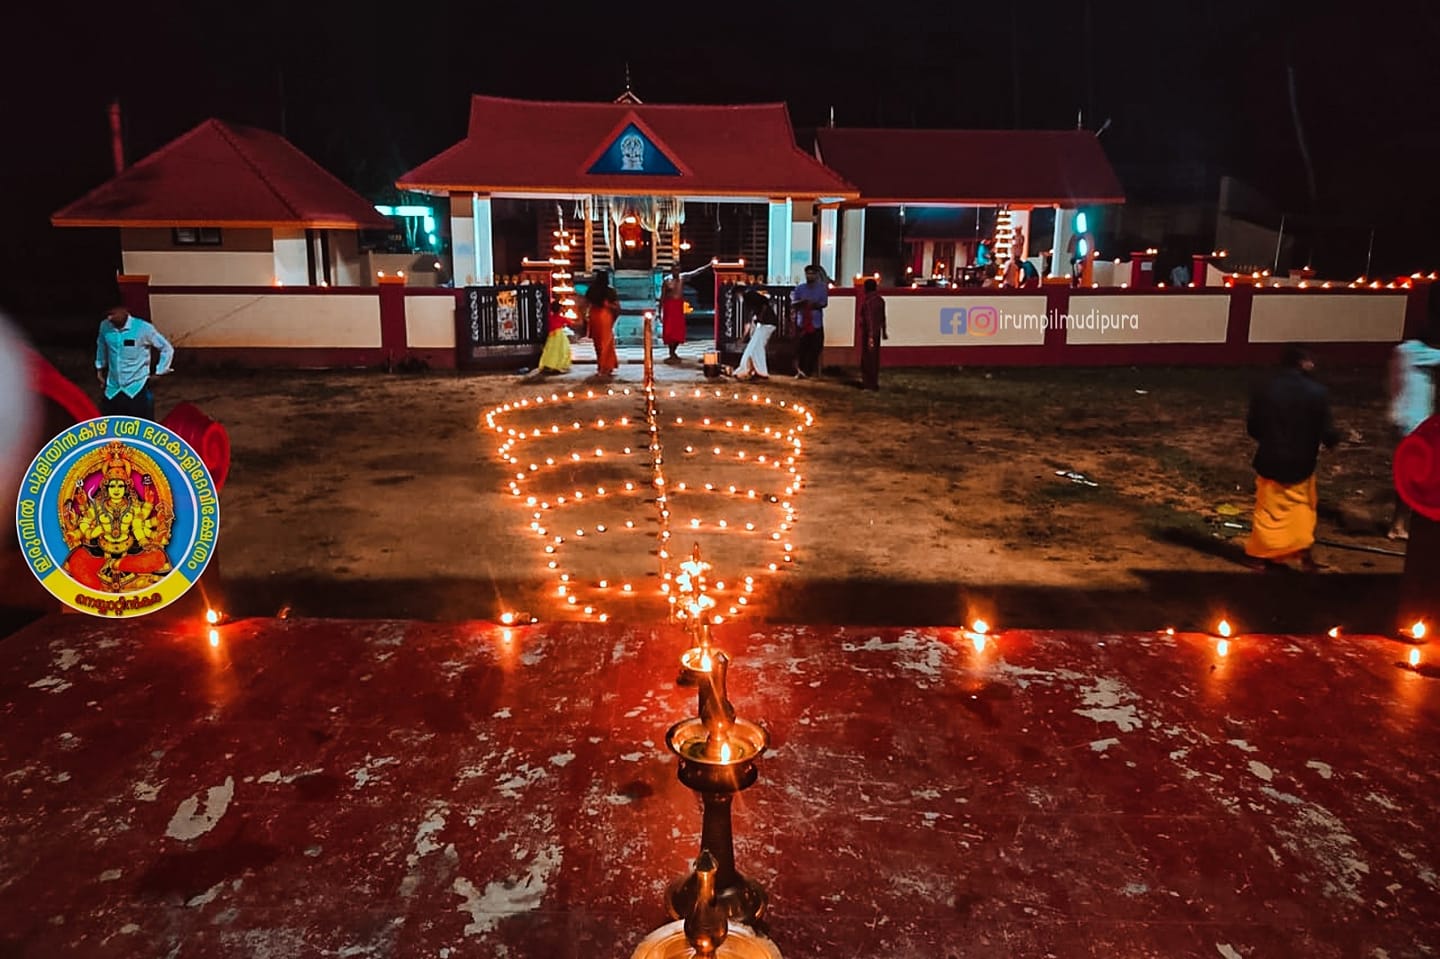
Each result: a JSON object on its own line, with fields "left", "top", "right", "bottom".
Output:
{"left": 397, "top": 95, "right": 858, "bottom": 200}
{"left": 814, "top": 128, "right": 1125, "bottom": 206}
{"left": 52, "top": 120, "right": 391, "bottom": 230}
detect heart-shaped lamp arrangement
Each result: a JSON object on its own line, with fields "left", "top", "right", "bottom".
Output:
{"left": 483, "top": 384, "right": 814, "bottom": 623}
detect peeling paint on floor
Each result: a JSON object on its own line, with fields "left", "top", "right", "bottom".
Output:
{"left": 164, "top": 777, "right": 235, "bottom": 841}
{"left": 1, "top": 616, "right": 1437, "bottom": 958}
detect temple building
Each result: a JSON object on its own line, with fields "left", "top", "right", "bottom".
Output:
{"left": 396, "top": 93, "right": 859, "bottom": 287}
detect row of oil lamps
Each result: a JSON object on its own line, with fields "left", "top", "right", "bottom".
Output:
{"left": 198, "top": 604, "right": 1436, "bottom": 678}
{"left": 199, "top": 607, "right": 1429, "bottom": 665}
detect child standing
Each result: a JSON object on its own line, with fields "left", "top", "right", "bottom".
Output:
{"left": 539, "top": 297, "right": 572, "bottom": 375}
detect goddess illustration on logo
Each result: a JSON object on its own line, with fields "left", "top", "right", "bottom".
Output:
{"left": 59, "top": 440, "right": 174, "bottom": 592}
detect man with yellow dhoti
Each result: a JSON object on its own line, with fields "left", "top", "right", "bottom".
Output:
{"left": 1244, "top": 345, "right": 1340, "bottom": 571}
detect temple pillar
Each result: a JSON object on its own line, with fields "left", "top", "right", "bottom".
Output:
{"left": 839, "top": 206, "right": 866, "bottom": 283}
{"left": 472, "top": 194, "right": 494, "bottom": 286}
{"left": 790, "top": 200, "right": 814, "bottom": 282}
{"left": 1050, "top": 204, "right": 1072, "bottom": 278}
{"left": 818, "top": 206, "right": 839, "bottom": 280}
{"left": 767, "top": 199, "right": 792, "bottom": 285}
{"left": 449, "top": 194, "right": 475, "bottom": 286}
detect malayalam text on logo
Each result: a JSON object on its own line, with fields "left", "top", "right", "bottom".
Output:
{"left": 15, "top": 417, "right": 220, "bottom": 618}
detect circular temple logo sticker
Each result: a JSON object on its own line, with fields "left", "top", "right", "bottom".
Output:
{"left": 15, "top": 417, "right": 219, "bottom": 617}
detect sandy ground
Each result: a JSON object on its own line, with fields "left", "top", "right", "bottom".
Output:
{"left": 5, "top": 353, "right": 1411, "bottom": 635}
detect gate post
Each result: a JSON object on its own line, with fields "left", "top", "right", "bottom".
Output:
{"left": 117, "top": 274, "right": 151, "bottom": 321}
{"left": 377, "top": 274, "right": 407, "bottom": 365}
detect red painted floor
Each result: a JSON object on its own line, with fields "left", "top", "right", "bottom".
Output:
{"left": 1, "top": 613, "right": 1437, "bottom": 957}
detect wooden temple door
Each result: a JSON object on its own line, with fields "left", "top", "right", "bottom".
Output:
{"left": 614, "top": 211, "right": 651, "bottom": 269}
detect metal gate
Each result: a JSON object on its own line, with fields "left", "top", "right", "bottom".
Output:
{"left": 457, "top": 285, "right": 549, "bottom": 369}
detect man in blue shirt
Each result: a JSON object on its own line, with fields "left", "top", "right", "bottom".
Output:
{"left": 96, "top": 306, "right": 174, "bottom": 420}
{"left": 790, "top": 264, "right": 829, "bottom": 378}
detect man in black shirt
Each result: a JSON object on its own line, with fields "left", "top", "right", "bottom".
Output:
{"left": 1243, "top": 345, "right": 1341, "bottom": 571}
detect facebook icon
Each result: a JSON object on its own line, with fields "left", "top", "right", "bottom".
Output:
{"left": 939, "top": 307, "right": 968, "bottom": 335}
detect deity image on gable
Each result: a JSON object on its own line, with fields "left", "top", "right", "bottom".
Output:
{"left": 619, "top": 133, "right": 645, "bottom": 171}
{"left": 59, "top": 440, "right": 175, "bottom": 593}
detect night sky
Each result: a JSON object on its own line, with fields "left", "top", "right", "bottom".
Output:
{"left": 5, "top": 1, "right": 1438, "bottom": 319}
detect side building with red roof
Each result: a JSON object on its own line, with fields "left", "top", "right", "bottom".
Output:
{"left": 49, "top": 120, "right": 425, "bottom": 368}
{"left": 52, "top": 119, "right": 392, "bottom": 289}
{"left": 811, "top": 127, "right": 1126, "bottom": 287}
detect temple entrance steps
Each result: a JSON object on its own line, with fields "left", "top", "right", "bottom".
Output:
{"left": 611, "top": 269, "right": 659, "bottom": 344}
{"left": 652, "top": 227, "right": 678, "bottom": 274}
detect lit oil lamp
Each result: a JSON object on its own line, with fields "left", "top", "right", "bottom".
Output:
{"left": 962, "top": 618, "right": 991, "bottom": 652}
{"left": 679, "top": 622, "right": 718, "bottom": 679}
{"left": 666, "top": 648, "right": 770, "bottom": 926}
{"left": 630, "top": 849, "right": 781, "bottom": 959}
{"left": 499, "top": 611, "right": 537, "bottom": 626}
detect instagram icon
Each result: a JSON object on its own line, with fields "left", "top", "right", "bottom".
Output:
{"left": 967, "top": 305, "right": 999, "bottom": 336}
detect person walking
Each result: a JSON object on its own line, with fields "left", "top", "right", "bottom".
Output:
{"left": 585, "top": 271, "right": 621, "bottom": 378}
{"left": 858, "top": 278, "right": 887, "bottom": 390}
{"left": 733, "top": 290, "right": 777, "bottom": 380}
{"left": 1243, "top": 345, "right": 1340, "bottom": 571}
{"left": 1387, "top": 312, "right": 1440, "bottom": 540}
{"left": 95, "top": 305, "right": 174, "bottom": 420}
{"left": 790, "top": 264, "right": 829, "bottom": 378}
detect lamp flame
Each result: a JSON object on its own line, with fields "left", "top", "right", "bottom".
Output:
{"left": 205, "top": 608, "right": 219, "bottom": 625}
{"left": 972, "top": 618, "right": 990, "bottom": 635}
{"left": 1217, "top": 619, "right": 1232, "bottom": 638}
{"left": 1412, "top": 621, "right": 1428, "bottom": 641}
{"left": 719, "top": 741, "right": 732, "bottom": 763}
